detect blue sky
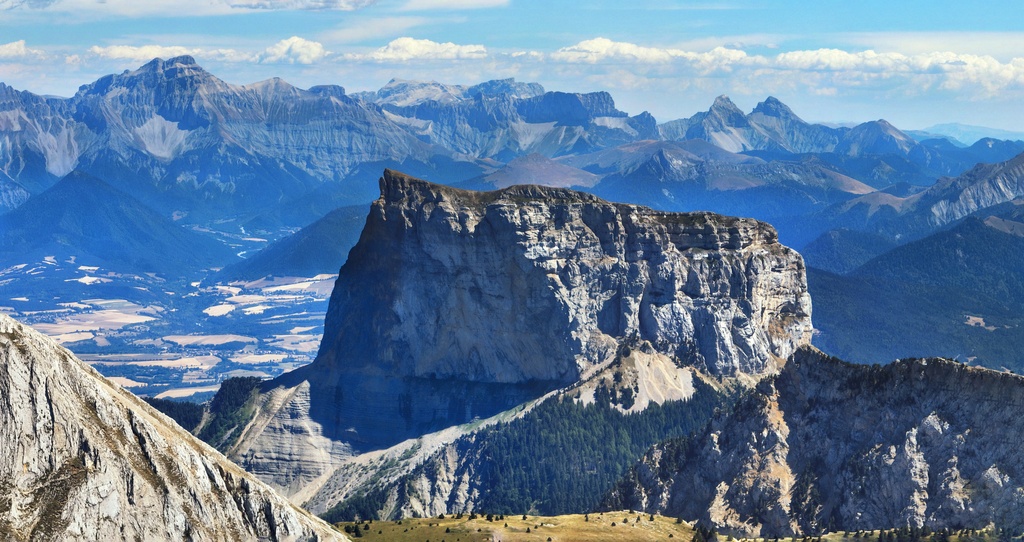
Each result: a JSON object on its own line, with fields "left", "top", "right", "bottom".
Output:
{"left": 2, "top": 0, "right": 1024, "bottom": 130}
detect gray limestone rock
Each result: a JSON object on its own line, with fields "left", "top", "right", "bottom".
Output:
{"left": 607, "top": 347, "right": 1024, "bottom": 536}
{"left": 0, "top": 314, "right": 346, "bottom": 542}
{"left": 217, "top": 169, "right": 812, "bottom": 501}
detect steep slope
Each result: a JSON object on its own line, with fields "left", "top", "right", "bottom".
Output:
{"left": 0, "top": 82, "right": 79, "bottom": 196}
{"left": 217, "top": 203, "right": 370, "bottom": 281}
{"left": 463, "top": 152, "right": 601, "bottom": 190}
{"left": 659, "top": 96, "right": 1023, "bottom": 186}
{"left": 808, "top": 216, "right": 1024, "bottom": 368}
{"left": 205, "top": 169, "right": 812, "bottom": 502}
{"left": 829, "top": 151, "right": 1024, "bottom": 241}
{"left": 0, "top": 314, "right": 345, "bottom": 541}
{"left": 0, "top": 171, "right": 237, "bottom": 276}
{"left": 561, "top": 140, "right": 874, "bottom": 245}
{"left": 0, "top": 56, "right": 472, "bottom": 224}
{"left": 800, "top": 228, "right": 898, "bottom": 274}
{"left": 607, "top": 347, "right": 1024, "bottom": 535}
{"left": 376, "top": 84, "right": 657, "bottom": 161}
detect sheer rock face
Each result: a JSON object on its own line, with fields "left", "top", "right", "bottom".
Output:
{"left": 319, "top": 169, "right": 812, "bottom": 382}
{"left": 608, "top": 347, "right": 1024, "bottom": 536}
{"left": 0, "top": 314, "right": 345, "bottom": 542}
{"left": 223, "top": 169, "right": 812, "bottom": 498}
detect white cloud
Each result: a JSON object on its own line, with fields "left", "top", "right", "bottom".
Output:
{"left": 400, "top": 0, "right": 506, "bottom": 10}
{"left": 347, "top": 37, "right": 486, "bottom": 62}
{"left": 545, "top": 38, "right": 1024, "bottom": 99}
{"left": 0, "top": 0, "right": 377, "bottom": 16}
{"left": 0, "top": 40, "right": 44, "bottom": 59}
{"left": 88, "top": 44, "right": 254, "bottom": 63}
{"left": 259, "top": 36, "right": 328, "bottom": 64}
{"left": 843, "top": 32, "right": 1024, "bottom": 62}
{"left": 551, "top": 38, "right": 684, "bottom": 64}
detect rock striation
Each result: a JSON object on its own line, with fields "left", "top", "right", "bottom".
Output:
{"left": 607, "top": 347, "right": 1024, "bottom": 536}
{"left": 0, "top": 314, "right": 345, "bottom": 541}
{"left": 214, "top": 169, "right": 812, "bottom": 500}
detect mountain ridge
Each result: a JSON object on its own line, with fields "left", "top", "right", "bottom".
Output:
{"left": 0, "top": 313, "right": 346, "bottom": 541}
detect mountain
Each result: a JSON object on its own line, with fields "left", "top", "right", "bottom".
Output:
{"left": 0, "top": 171, "right": 237, "bottom": 276}
{"left": 800, "top": 228, "right": 898, "bottom": 274}
{"left": 808, "top": 215, "right": 1024, "bottom": 369}
{"left": 0, "top": 56, "right": 477, "bottom": 226}
{"left": 659, "top": 96, "right": 1024, "bottom": 187}
{"left": 0, "top": 313, "right": 345, "bottom": 541}
{"left": 198, "top": 169, "right": 813, "bottom": 509}
{"left": 371, "top": 83, "right": 658, "bottom": 161}
{"left": 352, "top": 77, "right": 545, "bottom": 106}
{"left": 217, "top": 203, "right": 370, "bottom": 281}
{"left": 828, "top": 150, "right": 1024, "bottom": 242}
{"left": 924, "top": 123, "right": 1024, "bottom": 146}
{"left": 606, "top": 347, "right": 1024, "bottom": 535}
{"left": 557, "top": 139, "right": 874, "bottom": 245}
{"left": 461, "top": 152, "right": 601, "bottom": 190}
{"left": 659, "top": 96, "right": 840, "bottom": 154}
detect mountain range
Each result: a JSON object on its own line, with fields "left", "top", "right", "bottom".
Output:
{"left": 193, "top": 170, "right": 1024, "bottom": 536}
{"left": 6, "top": 57, "right": 1024, "bottom": 538}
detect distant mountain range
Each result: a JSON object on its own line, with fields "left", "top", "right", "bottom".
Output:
{"left": 0, "top": 171, "right": 237, "bottom": 277}
{"left": 922, "top": 123, "right": 1024, "bottom": 146}
{"left": 6, "top": 56, "right": 1024, "bottom": 378}
{"left": 2, "top": 56, "right": 1022, "bottom": 237}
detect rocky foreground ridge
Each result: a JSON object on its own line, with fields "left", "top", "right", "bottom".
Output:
{"left": 209, "top": 169, "right": 813, "bottom": 506}
{"left": 0, "top": 314, "right": 345, "bottom": 541}
{"left": 607, "top": 347, "right": 1024, "bottom": 535}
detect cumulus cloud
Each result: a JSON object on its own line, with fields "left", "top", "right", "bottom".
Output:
{"left": 545, "top": 38, "right": 1024, "bottom": 98}
{"left": 88, "top": 44, "right": 254, "bottom": 63}
{"left": 0, "top": 40, "right": 44, "bottom": 59}
{"left": 348, "top": 37, "right": 486, "bottom": 62}
{"left": 85, "top": 37, "right": 329, "bottom": 66}
{"left": 770, "top": 49, "right": 1024, "bottom": 96}
{"left": 550, "top": 37, "right": 759, "bottom": 75}
{"left": 259, "top": 36, "right": 328, "bottom": 64}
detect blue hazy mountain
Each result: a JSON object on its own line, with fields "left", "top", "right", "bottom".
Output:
{"left": 0, "top": 171, "right": 237, "bottom": 276}
{"left": 809, "top": 214, "right": 1024, "bottom": 368}
{"left": 217, "top": 203, "right": 370, "bottom": 281}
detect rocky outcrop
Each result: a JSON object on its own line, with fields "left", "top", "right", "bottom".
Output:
{"left": 607, "top": 347, "right": 1024, "bottom": 536}
{"left": 830, "top": 151, "right": 1024, "bottom": 241}
{"left": 0, "top": 314, "right": 345, "bottom": 541}
{"left": 214, "top": 169, "right": 812, "bottom": 500}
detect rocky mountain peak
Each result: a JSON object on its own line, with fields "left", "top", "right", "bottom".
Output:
{"left": 709, "top": 95, "right": 746, "bottom": 117}
{"left": 751, "top": 96, "right": 800, "bottom": 120}
{"left": 214, "top": 169, "right": 812, "bottom": 495}
{"left": 608, "top": 346, "right": 1024, "bottom": 535}
{"left": 0, "top": 314, "right": 346, "bottom": 541}
{"left": 467, "top": 78, "right": 545, "bottom": 99}
{"left": 320, "top": 169, "right": 810, "bottom": 382}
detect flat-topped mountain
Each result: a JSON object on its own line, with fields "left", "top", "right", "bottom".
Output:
{"left": 0, "top": 313, "right": 345, "bottom": 541}
{"left": 203, "top": 169, "right": 812, "bottom": 502}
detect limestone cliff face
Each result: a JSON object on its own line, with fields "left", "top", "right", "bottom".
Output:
{"left": 0, "top": 314, "right": 345, "bottom": 542}
{"left": 219, "top": 169, "right": 812, "bottom": 501}
{"left": 607, "top": 347, "right": 1024, "bottom": 536}
{"left": 319, "top": 168, "right": 811, "bottom": 381}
